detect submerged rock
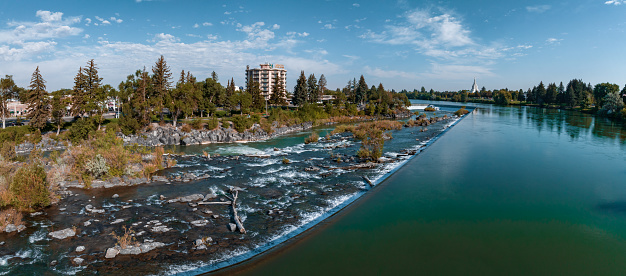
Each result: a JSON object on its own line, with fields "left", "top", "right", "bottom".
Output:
{"left": 190, "top": 220, "right": 209, "bottom": 227}
{"left": 72, "top": 257, "right": 84, "bottom": 265}
{"left": 48, "top": 228, "right": 76, "bottom": 240}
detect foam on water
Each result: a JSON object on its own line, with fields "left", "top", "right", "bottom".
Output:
{"left": 245, "top": 158, "right": 279, "bottom": 167}
{"left": 28, "top": 229, "right": 48, "bottom": 244}
{"left": 214, "top": 145, "right": 265, "bottom": 156}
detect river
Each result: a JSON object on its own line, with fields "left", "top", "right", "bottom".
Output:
{"left": 230, "top": 101, "right": 626, "bottom": 275}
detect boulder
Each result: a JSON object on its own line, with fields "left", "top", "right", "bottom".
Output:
{"left": 190, "top": 220, "right": 208, "bottom": 227}
{"left": 76, "top": 246, "right": 86, "bottom": 252}
{"left": 4, "top": 224, "right": 17, "bottom": 233}
{"left": 105, "top": 247, "right": 120, "bottom": 259}
{"left": 177, "top": 194, "right": 204, "bottom": 202}
{"left": 72, "top": 257, "right": 84, "bottom": 265}
{"left": 228, "top": 223, "right": 237, "bottom": 232}
{"left": 48, "top": 228, "right": 76, "bottom": 240}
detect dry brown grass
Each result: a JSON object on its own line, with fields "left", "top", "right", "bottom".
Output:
{"left": 110, "top": 226, "right": 138, "bottom": 249}
{"left": 0, "top": 208, "right": 23, "bottom": 231}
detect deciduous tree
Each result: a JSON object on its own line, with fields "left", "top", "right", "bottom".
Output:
{"left": 0, "top": 75, "right": 19, "bottom": 129}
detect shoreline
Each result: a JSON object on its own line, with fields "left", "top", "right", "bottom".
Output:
{"left": 182, "top": 109, "right": 473, "bottom": 275}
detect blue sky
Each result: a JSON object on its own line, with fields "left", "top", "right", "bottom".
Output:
{"left": 0, "top": 0, "right": 625, "bottom": 92}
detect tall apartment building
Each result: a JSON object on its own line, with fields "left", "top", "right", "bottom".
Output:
{"left": 245, "top": 63, "right": 287, "bottom": 100}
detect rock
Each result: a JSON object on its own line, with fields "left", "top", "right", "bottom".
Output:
{"left": 204, "top": 193, "right": 217, "bottom": 200}
{"left": 84, "top": 221, "right": 92, "bottom": 227}
{"left": 50, "top": 260, "right": 58, "bottom": 266}
{"left": 30, "top": 211, "right": 45, "bottom": 217}
{"left": 73, "top": 257, "right": 84, "bottom": 265}
{"left": 16, "top": 225, "right": 26, "bottom": 232}
{"left": 152, "top": 175, "right": 168, "bottom": 182}
{"left": 212, "top": 214, "right": 219, "bottom": 219}
{"left": 228, "top": 223, "right": 237, "bottom": 232}
{"left": 4, "top": 224, "right": 17, "bottom": 233}
{"left": 105, "top": 247, "right": 120, "bottom": 259}
{"left": 139, "top": 242, "right": 165, "bottom": 253}
{"left": 203, "top": 210, "right": 213, "bottom": 215}
{"left": 268, "top": 210, "right": 273, "bottom": 215}
{"left": 177, "top": 194, "right": 204, "bottom": 202}
{"left": 76, "top": 246, "right": 86, "bottom": 252}
{"left": 305, "top": 166, "right": 320, "bottom": 172}
{"left": 190, "top": 220, "right": 208, "bottom": 227}
{"left": 151, "top": 225, "right": 171, "bottom": 233}
{"left": 159, "top": 195, "right": 166, "bottom": 200}
{"left": 111, "top": 219, "right": 125, "bottom": 224}
{"left": 48, "top": 228, "right": 76, "bottom": 240}
{"left": 112, "top": 194, "right": 119, "bottom": 199}
{"left": 119, "top": 246, "right": 142, "bottom": 255}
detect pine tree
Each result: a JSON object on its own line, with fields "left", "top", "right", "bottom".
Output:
{"left": 355, "top": 75, "right": 368, "bottom": 105}
{"left": 557, "top": 82, "right": 565, "bottom": 104}
{"left": 248, "top": 79, "right": 264, "bottom": 110}
{"left": 307, "top": 74, "right": 318, "bottom": 103}
{"left": 292, "top": 71, "right": 308, "bottom": 107}
{"left": 167, "top": 70, "right": 194, "bottom": 127}
{"left": 25, "top": 66, "right": 50, "bottom": 130}
{"left": 226, "top": 78, "right": 236, "bottom": 111}
{"left": 70, "top": 67, "right": 87, "bottom": 117}
{"left": 318, "top": 74, "right": 327, "bottom": 95}
{"left": 536, "top": 81, "right": 546, "bottom": 105}
{"left": 51, "top": 89, "right": 69, "bottom": 135}
{"left": 270, "top": 74, "right": 287, "bottom": 106}
{"left": 82, "top": 59, "right": 105, "bottom": 129}
{"left": 152, "top": 55, "right": 172, "bottom": 121}
{"left": 546, "top": 83, "right": 558, "bottom": 105}
{"left": 211, "top": 71, "right": 218, "bottom": 82}
{"left": 0, "top": 75, "right": 19, "bottom": 129}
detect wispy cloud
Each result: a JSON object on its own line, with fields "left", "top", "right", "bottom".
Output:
{"left": 605, "top": 0, "right": 625, "bottom": 5}
{"left": 365, "top": 66, "right": 415, "bottom": 79}
{"left": 0, "top": 10, "right": 82, "bottom": 43}
{"left": 353, "top": 3, "right": 360, "bottom": 8}
{"left": 526, "top": 5, "right": 551, "bottom": 13}
{"left": 322, "top": 24, "right": 335, "bottom": 29}
{"left": 546, "top": 37, "right": 563, "bottom": 44}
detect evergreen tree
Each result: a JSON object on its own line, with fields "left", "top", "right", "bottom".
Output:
{"left": 517, "top": 89, "right": 525, "bottom": 102}
{"left": 292, "top": 71, "right": 308, "bottom": 107}
{"left": 318, "top": 74, "right": 327, "bottom": 95}
{"left": 70, "top": 67, "right": 87, "bottom": 117}
{"left": 355, "top": 75, "right": 368, "bottom": 105}
{"left": 546, "top": 83, "right": 558, "bottom": 105}
{"left": 565, "top": 81, "right": 576, "bottom": 107}
{"left": 25, "top": 66, "right": 50, "bottom": 130}
{"left": 307, "top": 74, "right": 318, "bottom": 103}
{"left": 51, "top": 89, "right": 69, "bottom": 135}
{"left": 557, "top": 82, "right": 565, "bottom": 104}
{"left": 152, "top": 55, "right": 172, "bottom": 121}
{"left": 0, "top": 75, "right": 19, "bottom": 129}
{"left": 536, "top": 81, "right": 546, "bottom": 105}
{"left": 269, "top": 74, "right": 287, "bottom": 106}
{"left": 248, "top": 78, "right": 264, "bottom": 110}
{"left": 166, "top": 70, "right": 195, "bottom": 127}
{"left": 211, "top": 71, "right": 218, "bottom": 82}
{"left": 226, "top": 78, "right": 236, "bottom": 111}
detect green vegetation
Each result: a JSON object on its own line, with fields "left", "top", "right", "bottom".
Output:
{"left": 304, "top": 132, "right": 319, "bottom": 144}
{"left": 332, "top": 120, "right": 402, "bottom": 161}
{"left": 454, "top": 108, "right": 470, "bottom": 116}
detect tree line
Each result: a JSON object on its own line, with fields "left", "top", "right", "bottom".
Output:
{"left": 0, "top": 55, "right": 412, "bottom": 136}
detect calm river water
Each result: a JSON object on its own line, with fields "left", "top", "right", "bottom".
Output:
{"left": 232, "top": 102, "right": 626, "bottom": 276}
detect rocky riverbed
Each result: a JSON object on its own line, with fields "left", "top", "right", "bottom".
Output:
{"left": 0, "top": 109, "right": 468, "bottom": 275}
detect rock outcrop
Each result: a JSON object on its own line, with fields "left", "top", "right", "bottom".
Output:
{"left": 120, "top": 122, "right": 313, "bottom": 147}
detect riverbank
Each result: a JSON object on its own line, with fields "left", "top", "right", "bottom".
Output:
{"left": 0, "top": 107, "right": 466, "bottom": 275}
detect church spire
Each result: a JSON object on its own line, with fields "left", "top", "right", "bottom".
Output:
{"left": 471, "top": 77, "right": 479, "bottom": 93}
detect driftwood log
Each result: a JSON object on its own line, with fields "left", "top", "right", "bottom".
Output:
{"left": 361, "top": 176, "right": 374, "bottom": 188}
{"left": 230, "top": 189, "right": 246, "bottom": 234}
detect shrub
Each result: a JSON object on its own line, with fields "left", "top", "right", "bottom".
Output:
{"left": 282, "top": 157, "right": 291, "bottom": 164}
{"left": 206, "top": 118, "right": 219, "bottom": 130}
{"left": 454, "top": 108, "right": 470, "bottom": 116}
{"left": 181, "top": 124, "right": 192, "bottom": 133}
{"left": 105, "top": 122, "right": 120, "bottom": 134}
{"left": 119, "top": 116, "right": 142, "bottom": 135}
{"left": 110, "top": 226, "right": 138, "bottom": 249}
{"left": 9, "top": 162, "right": 50, "bottom": 211}
{"left": 0, "top": 125, "right": 31, "bottom": 145}
{"left": 231, "top": 116, "right": 253, "bottom": 133}
{"left": 256, "top": 118, "right": 271, "bottom": 134}
{"left": 0, "top": 141, "right": 16, "bottom": 162}
{"left": 215, "top": 110, "right": 229, "bottom": 118}
{"left": 85, "top": 154, "right": 109, "bottom": 178}
{"left": 68, "top": 118, "right": 96, "bottom": 143}
{"left": 190, "top": 119, "right": 203, "bottom": 130}
{"left": 304, "top": 132, "right": 319, "bottom": 144}
{"left": 424, "top": 107, "right": 436, "bottom": 112}
{"left": 153, "top": 146, "right": 164, "bottom": 170}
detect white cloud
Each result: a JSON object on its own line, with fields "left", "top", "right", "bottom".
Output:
{"left": 322, "top": 24, "right": 335, "bottom": 29}
{"left": 353, "top": 3, "right": 360, "bottom": 7}
{"left": 605, "top": 0, "right": 625, "bottom": 5}
{"left": 84, "top": 34, "right": 90, "bottom": 39}
{"left": 526, "top": 5, "right": 551, "bottom": 13}
{"left": 102, "top": 20, "right": 111, "bottom": 25}
{"left": 0, "top": 10, "right": 82, "bottom": 43}
{"left": 422, "top": 63, "right": 494, "bottom": 80}
{"left": 153, "top": 33, "right": 179, "bottom": 43}
{"left": 272, "top": 24, "right": 280, "bottom": 30}
{"left": 237, "top": 22, "right": 275, "bottom": 47}
{"left": 85, "top": 18, "right": 92, "bottom": 25}
{"left": 0, "top": 41, "right": 57, "bottom": 61}
{"left": 193, "top": 23, "right": 199, "bottom": 28}
{"left": 365, "top": 66, "right": 415, "bottom": 79}
{"left": 110, "top": 17, "right": 123, "bottom": 24}
{"left": 202, "top": 22, "right": 213, "bottom": 26}
{"left": 546, "top": 37, "right": 562, "bottom": 44}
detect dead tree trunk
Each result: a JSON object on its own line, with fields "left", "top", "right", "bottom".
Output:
{"left": 230, "top": 189, "right": 246, "bottom": 234}
{"left": 361, "top": 176, "right": 374, "bottom": 188}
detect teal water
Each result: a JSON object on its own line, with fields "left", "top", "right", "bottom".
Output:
{"left": 234, "top": 103, "right": 626, "bottom": 275}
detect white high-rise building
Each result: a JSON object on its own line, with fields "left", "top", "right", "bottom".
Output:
{"left": 245, "top": 63, "right": 287, "bottom": 100}
{"left": 471, "top": 78, "right": 479, "bottom": 93}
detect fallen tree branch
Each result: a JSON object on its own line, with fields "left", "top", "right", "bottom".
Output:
{"left": 230, "top": 189, "right": 246, "bottom": 234}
